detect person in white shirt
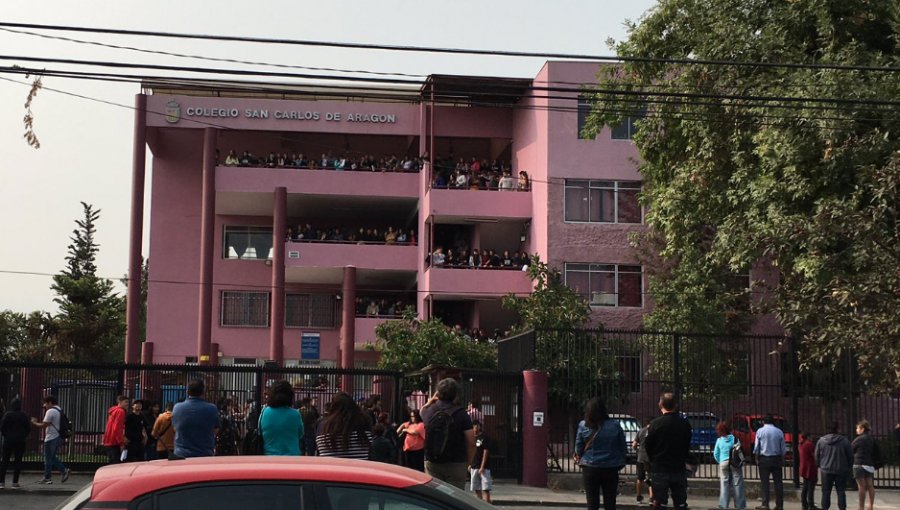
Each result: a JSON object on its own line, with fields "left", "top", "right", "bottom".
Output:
{"left": 30, "top": 395, "right": 70, "bottom": 484}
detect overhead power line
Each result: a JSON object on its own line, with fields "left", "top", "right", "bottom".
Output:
{"left": 2, "top": 21, "right": 900, "bottom": 74}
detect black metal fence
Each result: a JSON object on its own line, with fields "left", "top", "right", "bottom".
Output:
{"left": 518, "top": 329, "right": 900, "bottom": 488}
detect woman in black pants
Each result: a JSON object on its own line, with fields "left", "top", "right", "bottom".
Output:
{"left": 0, "top": 398, "right": 30, "bottom": 489}
{"left": 574, "top": 398, "right": 627, "bottom": 510}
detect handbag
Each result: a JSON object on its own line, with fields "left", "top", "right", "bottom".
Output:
{"left": 241, "top": 407, "right": 265, "bottom": 455}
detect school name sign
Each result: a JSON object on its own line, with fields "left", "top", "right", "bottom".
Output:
{"left": 165, "top": 101, "right": 397, "bottom": 124}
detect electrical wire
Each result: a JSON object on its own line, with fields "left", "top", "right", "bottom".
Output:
{"left": 2, "top": 21, "right": 900, "bottom": 74}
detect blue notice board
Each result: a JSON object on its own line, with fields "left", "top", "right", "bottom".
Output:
{"left": 301, "top": 332, "right": 320, "bottom": 360}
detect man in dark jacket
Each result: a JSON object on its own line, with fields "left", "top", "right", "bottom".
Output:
{"left": 815, "top": 422, "right": 853, "bottom": 510}
{"left": 420, "top": 378, "right": 475, "bottom": 490}
{"left": 0, "top": 398, "right": 30, "bottom": 488}
{"left": 644, "top": 392, "right": 692, "bottom": 510}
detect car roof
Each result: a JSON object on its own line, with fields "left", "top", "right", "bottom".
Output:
{"left": 91, "top": 457, "right": 433, "bottom": 502}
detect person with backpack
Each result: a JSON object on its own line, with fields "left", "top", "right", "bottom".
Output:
{"left": 420, "top": 378, "right": 475, "bottom": 489}
{"left": 713, "top": 421, "right": 747, "bottom": 509}
{"left": 30, "top": 395, "right": 71, "bottom": 484}
{"left": 851, "top": 420, "right": 878, "bottom": 510}
{"left": 151, "top": 402, "right": 176, "bottom": 459}
{"left": 0, "top": 398, "right": 30, "bottom": 489}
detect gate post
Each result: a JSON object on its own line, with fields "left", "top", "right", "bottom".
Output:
{"left": 522, "top": 370, "right": 548, "bottom": 487}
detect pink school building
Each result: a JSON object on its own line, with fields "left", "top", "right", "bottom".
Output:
{"left": 124, "top": 61, "right": 647, "bottom": 367}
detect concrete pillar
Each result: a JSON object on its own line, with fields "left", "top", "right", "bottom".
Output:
{"left": 125, "top": 94, "right": 147, "bottom": 364}
{"left": 140, "top": 341, "right": 154, "bottom": 364}
{"left": 196, "top": 127, "right": 217, "bottom": 365}
{"left": 522, "top": 370, "right": 549, "bottom": 487}
{"left": 340, "top": 266, "right": 357, "bottom": 393}
{"left": 269, "top": 187, "right": 287, "bottom": 366}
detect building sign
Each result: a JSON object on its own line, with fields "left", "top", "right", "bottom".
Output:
{"left": 166, "top": 100, "right": 398, "bottom": 125}
{"left": 301, "top": 332, "right": 320, "bottom": 360}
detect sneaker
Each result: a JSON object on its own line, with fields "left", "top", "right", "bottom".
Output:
{"left": 637, "top": 495, "right": 644, "bottom": 503}
{"left": 0, "top": 483, "right": 5, "bottom": 489}
{"left": 62, "top": 468, "right": 71, "bottom": 483}
{"left": 11, "top": 483, "right": 21, "bottom": 489}
{"left": 39, "top": 478, "right": 53, "bottom": 484}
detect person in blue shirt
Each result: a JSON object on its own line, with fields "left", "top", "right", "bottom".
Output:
{"left": 574, "top": 397, "right": 626, "bottom": 510}
{"left": 754, "top": 415, "right": 786, "bottom": 510}
{"left": 172, "top": 379, "right": 219, "bottom": 458}
{"left": 260, "top": 380, "right": 304, "bottom": 456}
{"left": 714, "top": 421, "right": 746, "bottom": 509}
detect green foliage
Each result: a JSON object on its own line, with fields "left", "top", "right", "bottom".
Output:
{"left": 375, "top": 310, "right": 497, "bottom": 380}
{"left": 0, "top": 310, "right": 56, "bottom": 361}
{"left": 586, "top": 0, "right": 900, "bottom": 392}
{"left": 501, "top": 255, "right": 591, "bottom": 332}
{"left": 51, "top": 202, "right": 125, "bottom": 362}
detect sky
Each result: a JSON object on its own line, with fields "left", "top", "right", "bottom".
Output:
{"left": 0, "top": 0, "right": 658, "bottom": 314}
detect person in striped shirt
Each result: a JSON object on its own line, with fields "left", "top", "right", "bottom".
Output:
{"left": 315, "top": 393, "right": 372, "bottom": 459}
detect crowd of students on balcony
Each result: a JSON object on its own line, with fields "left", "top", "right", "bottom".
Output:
{"left": 286, "top": 224, "right": 417, "bottom": 245}
{"left": 427, "top": 246, "right": 529, "bottom": 269}
{"left": 222, "top": 149, "right": 423, "bottom": 172}
{"left": 355, "top": 297, "right": 413, "bottom": 318}
{"left": 430, "top": 155, "right": 530, "bottom": 191}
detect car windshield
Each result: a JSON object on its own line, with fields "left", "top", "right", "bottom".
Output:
{"left": 687, "top": 417, "right": 717, "bottom": 429}
{"left": 614, "top": 418, "right": 641, "bottom": 432}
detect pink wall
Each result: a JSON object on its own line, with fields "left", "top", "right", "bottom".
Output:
{"left": 285, "top": 242, "right": 418, "bottom": 271}
{"left": 217, "top": 167, "right": 418, "bottom": 197}
{"left": 426, "top": 267, "right": 533, "bottom": 297}
{"left": 427, "top": 189, "right": 532, "bottom": 220}
{"left": 513, "top": 65, "right": 550, "bottom": 258}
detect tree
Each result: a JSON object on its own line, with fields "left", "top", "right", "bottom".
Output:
{"left": 375, "top": 311, "right": 497, "bottom": 379}
{"left": 51, "top": 202, "right": 125, "bottom": 362}
{"left": 0, "top": 310, "right": 56, "bottom": 361}
{"left": 585, "top": 0, "right": 900, "bottom": 391}
{"left": 501, "top": 255, "right": 591, "bottom": 332}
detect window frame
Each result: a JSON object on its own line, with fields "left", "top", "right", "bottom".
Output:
{"left": 222, "top": 225, "right": 274, "bottom": 260}
{"left": 220, "top": 290, "right": 271, "bottom": 328}
{"left": 285, "top": 293, "right": 339, "bottom": 329}
{"left": 563, "top": 263, "right": 644, "bottom": 308}
{"left": 563, "top": 180, "right": 643, "bottom": 224}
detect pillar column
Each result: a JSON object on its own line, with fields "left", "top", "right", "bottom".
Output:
{"left": 340, "top": 266, "right": 357, "bottom": 393}
{"left": 522, "top": 370, "right": 549, "bottom": 487}
{"left": 196, "top": 127, "right": 217, "bottom": 365}
{"left": 269, "top": 187, "right": 287, "bottom": 366}
{"left": 125, "top": 94, "right": 147, "bottom": 364}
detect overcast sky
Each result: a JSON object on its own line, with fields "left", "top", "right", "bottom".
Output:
{"left": 0, "top": 0, "right": 657, "bottom": 314}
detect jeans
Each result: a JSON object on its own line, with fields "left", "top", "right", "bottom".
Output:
{"left": 1, "top": 439, "right": 26, "bottom": 484}
{"left": 757, "top": 455, "right": 784, "bottom": 509}
{"left": 651, "top": 470, "right": 688, "bottom": 510}
{"left": 582, "top": 466, "right": 619, "bottom": 510}
{"left": 821, "top": 472, "right": 848, "bottom": 510}
{"left": 43, "top": 437, "right": 66, "bottom": 480}
{"left": 718, "top": 461, "right": 747, "bottom": 509}
{"left": 801, "top": 477, "right": 817, "bottom": 510}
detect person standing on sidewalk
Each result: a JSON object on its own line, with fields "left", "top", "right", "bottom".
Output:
{"left": 574, "top": 397, "right": 626, "bottom": 510}
{"left": 30, "top": 395, "right": 71, "bottom": 484}
{"left": 0, "top": 398, "right": 30, "bottom": 489}
{"left": 713, "top": 421, "right": 746, "bottom": 509}
{"left": 798, "top": 432, "right": 819, "bottom": 510}
{"left": 753, "top": 415, "right": 786, "bottom": 510}
{"left": 103, "top": 396, "right": 129, "bottom": 464}
{"left": 851, "top": 420, "right": 877, "bottom": 510}
{"left": 815, "top": 421, "right": 853, "bottom": 510}
{"left": 633, "top": 418, "right": 654, "bottom": 505}
{"left": 151, "top": 402, "right": 175, "bottom": 459}
{"left": 644, "top": 392, "right": 692, "bottom": 510}
{"left": 123, "top": 400, "right": 148, "bottom": 462}
{"left": 420, "top": 378, "right": 475, "bottom": 490}
{"left": 470, "top": 420, "right": 496, "bottom": 504}
{"left": 172, "top": 379, "right": 219, "bottom": 458}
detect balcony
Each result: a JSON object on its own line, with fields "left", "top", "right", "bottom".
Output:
{"left": 427, "top": 188, "right": 531, "bottom": 221}
{"left": 284, "top": 241, "right": 417, "bottom": 271}
{"left": 354, "top": 317, "right": 396, "bottom": 345}
{"left": 425, "top": 266, "right": 533, "bottom": 297}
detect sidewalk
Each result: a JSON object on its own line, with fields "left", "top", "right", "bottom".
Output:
{"left": 3, "top": 471, "right": 900, "bottom": 510}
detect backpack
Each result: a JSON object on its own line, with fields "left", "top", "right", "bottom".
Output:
{"left": 424, "top": 405, "right": 460, "bottom": 462}
{"left": 729, "top": 438, "right": 745, "bottom": 468}
{"left": 53, "top": 406, "right": 74, "bottom": 440}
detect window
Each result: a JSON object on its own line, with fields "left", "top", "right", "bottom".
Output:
{"left": 564, "top": 263, "right": 643, "bottom": 308}
{"left": 564, "top": 180, "right": 642, "bottom": 223}
{"left": 221, "top": 291, "right": 270, "bottom": 327}
{"left": 577, "top": 95, "right": 592, "bottom": 139}
{"left": 152, "top": 483, "right": 302, "bottom": 510}
{"left": 285, "top": 294, "right": 339, "bottom": 328}
{"left": 610, "top": 107, "right": 646, "bottom": 140}
{"left": 321, "top": 485, "right": 442, "bottom": 510}
{"left": 223, "top": 226, "right": 273, "bottom": 260}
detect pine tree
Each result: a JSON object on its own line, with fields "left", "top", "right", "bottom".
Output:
{"left": 51, "top": 202, "right": 125, "bottom": 362}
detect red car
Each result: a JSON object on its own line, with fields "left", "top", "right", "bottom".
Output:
{"left": 732, "top": 413, "right": 794, "bottom": 461}
{"left": 57, "top": 457, "right": 493, "bottom": 510}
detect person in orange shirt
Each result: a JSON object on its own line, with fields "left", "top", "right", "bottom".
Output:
{"left": 396, "top": 409, "right": 426, "bottom": 471}
{"left": 152, "top": 402, "right": 176, "bottom": 459}
{"left": 102, "top": 396, "right": 129, "bottom": 464}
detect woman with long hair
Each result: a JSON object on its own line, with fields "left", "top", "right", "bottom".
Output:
{"left": 260, "top": 380, "right": 303, "bottom": 456}
{"left": 396, "top": 409, "right": 426, "bottom": 471}
{"left": 574, "top": 397, "right": 626, "bottom": 510}
{"left": 315, "top": 393, "right": 372, "bottom": 459}
{"left": 852, "top": 420, "right": 876, "bottom": 510}
{"left": 713, "top": 421, "right": 746, "bottom": 509}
